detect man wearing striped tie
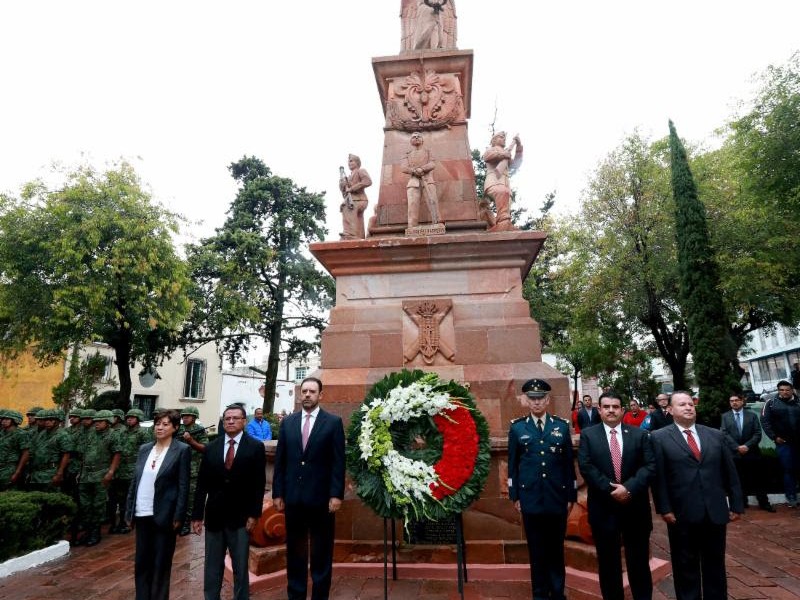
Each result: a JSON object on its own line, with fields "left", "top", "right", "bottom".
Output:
{"left": 651, "top": 391, "right": 744, "bottom": 600}
{"left": 578, "top": 391, "right": 656, "bottom": 600}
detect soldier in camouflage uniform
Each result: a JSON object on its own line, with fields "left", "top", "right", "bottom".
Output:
{"left": 77, "top": 410, "right": 122, "bottom": 546}
{"left": 27, "top": 409, "right": 73, "bottom": 492}
{"left": 177, "top": 405, "right": 208, "bottom": 535}
{"left": 65, "top": 408, "right": 86, "bottom": 545}
{"left": 0, "top": 409, "right": 30, "bottom": 490}
{"left": 105, "top": 408, "right": 127, "bottom": 527}
{"left": 111, "top": 409, "right": 125, "bottom": 432}
{"left": 108, "top": 409, "right": 151, "bottom": 534}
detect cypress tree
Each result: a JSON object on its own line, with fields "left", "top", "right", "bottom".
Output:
{"left": 669, "top": 120, "right": 739, "bottom": 422}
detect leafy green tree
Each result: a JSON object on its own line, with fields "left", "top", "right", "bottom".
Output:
{"left": 185, "top": 157, "right": 333, "bottom": 413}
{"left": 0, "top": 163, "right": 192, "bottom": 405}
{"left": 669, "top": 121, "right": 740, "bottom": 421}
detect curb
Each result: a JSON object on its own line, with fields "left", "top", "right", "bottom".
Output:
{"left": 0, "top": 541, "right": 70, "bottom": 578}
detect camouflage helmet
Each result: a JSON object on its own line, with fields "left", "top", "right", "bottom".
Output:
{"left": 126, "top": 408, "right": 145, "bottom": 421}
{"left": 50, "top": 410, "right": 65, "bottom": 421}
{"left": 68, "top": 407, "right": 83, "bottom": 418}
{"left": 0, "top": 409, "right": 8, "bottom": 420}
{"left": 36, "top": 409, "right": 50, "bottom": 419}
{"left": 93, "top": 409, "right": 115, "bottom": 424}
{"left": 27, "top": 406, "right": 44, "bottom": 416}
{"left": 7, "top": 410, "right": 24, "bottom": 425}
{"left": 180, "top": 406, "right": 200, "bottom": 418}
{"left": 81, "top": 409, "right": 97, "bottom": 419}
{"left": 111, "top": 408, "right": 125, "bottom": 419}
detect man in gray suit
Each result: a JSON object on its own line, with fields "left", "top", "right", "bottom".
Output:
{"left": 652, "top": 391, "right": 744, "bottom": 600}
{"left": 720, "top": 392, "right": 775, "bottom": 512}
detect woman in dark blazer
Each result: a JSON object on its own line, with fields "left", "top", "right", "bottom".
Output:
{"left": 126, "top": 409, "right": 191, "bottom": 600}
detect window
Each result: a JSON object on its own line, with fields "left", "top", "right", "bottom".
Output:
{"left": 132, "top": 395, "right": 158, "bottom": 420}
{"left": 101, "top": 355, "right": 114, "bottom": 382}
{"left": 183, "top": 359, "right": 206, "bottom": 399}
{"left": 294, "top": 366, "right": 308, "bottom": 381}
{"left": 755, "top": 356, "right": 787, "bottom": 384}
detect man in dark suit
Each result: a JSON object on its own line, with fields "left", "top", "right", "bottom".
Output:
{"left": 576, "top": 394, "right": 602, "bottom": 431}
{"left": 508, "top": 378, "right": 576, "bottom": 600}
{"left": 273, "top": 377, "right": 345, "bottom": 600}
{"left": 578, "top": 391, "right": 655, "bottom": 600}
{"left": 648, "top": 393, "right": 673, "bottom": 432}
{"left": 192, "top": 405, "right": 266, "bottom": 600}
{"left": 651, "top": 391, "right": 744, "bottom": 600}
{"left": 720, "top": 392, "right": 775, "bottom": 512}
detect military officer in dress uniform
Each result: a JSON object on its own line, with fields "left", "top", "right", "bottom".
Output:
{"left": 508, "top": 379, "right": 577, "bottom": 600}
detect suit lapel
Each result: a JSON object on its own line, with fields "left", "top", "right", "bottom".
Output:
{"left": 667, "top": 425, "right": 695, "bottom": 460}
{"left": 304, "top": 410, "right": 326, "bottom": 454}
{"left": 620, "top": 427, "right": 635, "bottom": 476}
{"left": 156, "top": 442, "right": 179, "bottom": 480}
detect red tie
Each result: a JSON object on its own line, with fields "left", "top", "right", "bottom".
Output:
{"left": 684, "top": 429, "right": 701, "bottom": 461}
{"left": 609, "top": 428, "right": 622, "bottom": 482}
{"left": 302, "top": 413, "right": 311, "bottom": 451}
{"left": 225, "top": 438, "right": 235, "bottom": 470}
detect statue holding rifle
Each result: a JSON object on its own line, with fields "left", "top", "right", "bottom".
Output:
{"left": 339, "top": 154, "right": 372, "bottom": 240}
{"left": 482, "top": 131, "right": 523, "bottom": 232}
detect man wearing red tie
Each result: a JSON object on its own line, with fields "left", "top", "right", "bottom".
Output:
{"left": 578, "top": 391, "right": 655, "bottom": 600}
{"left": 192, "top": 405, "right": 266, "bottom": 600}
{"left": 651, "top": 391, "right": 744, "bottom": 600}
{"left": 273, "top": 377, "right": 346, "bottom": 600}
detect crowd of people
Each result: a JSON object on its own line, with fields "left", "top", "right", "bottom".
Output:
{"left": 510, "top": 378, "right": 800, "bottom": 600}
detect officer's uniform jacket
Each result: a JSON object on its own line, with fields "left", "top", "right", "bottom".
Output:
{"left": 508, "top": 413, "right": 577, "bottom": 514}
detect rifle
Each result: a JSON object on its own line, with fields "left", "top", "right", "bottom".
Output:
{"left": 339, "top": 166, "right": 354, "bottom": 210}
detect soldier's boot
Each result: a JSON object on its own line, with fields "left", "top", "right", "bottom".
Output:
{"left": 179, "top": 518, "right": 191, "bottom": 537}
{"left": 85, "top": 528, "right": 102, "bottom": 547}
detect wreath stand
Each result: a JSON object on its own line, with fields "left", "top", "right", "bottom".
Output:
{"left": 381, "top": 514, "right": 468, "bottom": 600}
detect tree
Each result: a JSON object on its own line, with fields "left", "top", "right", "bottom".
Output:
{"left": 669, "top": 121, "right": 740, "bottom": 421}
{"left": 51, "top": 347, "right": 115, "bottom": 414}
{"left": 0, "top": 163, "right": 192, "bottom": 405}
{"left": 185, "top": 157, "right": 333, "bottom": 413}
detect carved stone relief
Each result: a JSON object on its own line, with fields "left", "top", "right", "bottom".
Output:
{"left": 403, "top": 299, "right": 455, "bottom": 365}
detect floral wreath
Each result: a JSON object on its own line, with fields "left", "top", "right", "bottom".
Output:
{"left": 346, "top": 369, "right": 490, "bottom": 524}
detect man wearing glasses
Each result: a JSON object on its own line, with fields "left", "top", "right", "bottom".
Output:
{"left": 192, "top": 404, "right": 266, "bottom": 600}
{"left": 508, "top": 379, "right": 576, "bottom": 600}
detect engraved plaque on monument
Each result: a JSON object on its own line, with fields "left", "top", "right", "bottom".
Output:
{"left": 405, "top": 517, "right": 458, "bottom": 545}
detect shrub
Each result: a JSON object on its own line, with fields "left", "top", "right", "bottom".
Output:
{"left": 0, "top": 491, "right": 76, "bottom": 562}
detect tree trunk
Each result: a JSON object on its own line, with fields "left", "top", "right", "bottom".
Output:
{"left": 113, "top": 335, "right": 133, "bottom": 408}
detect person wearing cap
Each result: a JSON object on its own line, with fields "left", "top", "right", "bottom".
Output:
{"left": 178, "top": 405, "right": 208, "bottom": 536}
{"left": 760, "top": 379, "right": 800, "bottom": 507}
{"left": 109, "top": 409, "right": 154, "bottom": 535}
{"left": 578, "top": 390, "right": 655, "bottom": 600}
{"left": 508, "top": 378, "right": 576, "bottom": 600}
{"left": 0, "top": 409, "right": 30, "bottom": 490}
{"left": 76, "top": 410, "right": 123, "bottom": 546}
{"left": 27, "top": 409, "right": 73, "bottom": 492}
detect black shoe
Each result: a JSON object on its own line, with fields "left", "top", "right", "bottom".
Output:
{"left": 84, "top": 530, "right": 101, "bottom": 547}
{"left": 759, "top": 503, "right": 777, "bottom": 513}
{"left": 117, "top": 525, "right": 131, "bottom": 534}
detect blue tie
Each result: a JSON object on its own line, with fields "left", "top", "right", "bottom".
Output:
{"left": 736, "top": 411, "right": 742, "bottom": 435}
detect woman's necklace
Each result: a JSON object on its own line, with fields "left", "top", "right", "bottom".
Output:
{"left": 151, "top": 444, "right": 169, "bottom": 470}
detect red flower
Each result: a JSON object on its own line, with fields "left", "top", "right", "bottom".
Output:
{"left": 429, "top": 406, "right": 479, "bottom": 500}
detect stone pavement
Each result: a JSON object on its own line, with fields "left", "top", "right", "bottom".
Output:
{"left": 1, "top": 503, "right": 798, "bottom": 599}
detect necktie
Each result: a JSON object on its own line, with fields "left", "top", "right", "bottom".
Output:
{"left": 302, "top": 413, "right": 311, "bottom": 450}
{"left": 735, "top": 411, "right": 742, "bottom": 435}
{"left": 684, "top": 429, "right": 701, "bottom": 461}
{"left": 609, "top": 428, "right": 622, "bottom": 482}
{"left": 537, "top": 418, "right": 544, "bottom": 433}
{"left": 225, "top": 439, "right": 235, "bottom": 470}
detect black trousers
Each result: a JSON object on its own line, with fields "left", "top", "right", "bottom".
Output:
{"left": 134, "top": 516, "right": 178, "bottom": 600}
{"left": 284, "top": 504, "right": 336, "bottom": 600}
{"left": 734, "top": 457, "right": 770, "bottom": 506}
{"left": 667, "top": 520, "right": 727, "bottom": 600}
{"left": 592, "top": 522, "right": 652, "bottom": 600}
{"left": 522, "top": 512, "right": 567, "bottom": 600}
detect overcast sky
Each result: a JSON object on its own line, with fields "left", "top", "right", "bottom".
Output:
{"left": 1, "top": 1, "right": 798, "bottom": 243}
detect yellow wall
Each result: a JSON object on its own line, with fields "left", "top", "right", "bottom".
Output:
{"left": 0, "top": 352, "right": 62, "bottom": 413}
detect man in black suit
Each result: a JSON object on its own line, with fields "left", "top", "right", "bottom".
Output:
{"left": 648, "top": 393, "right": 674, "bottom": 431}
{"left": 576, "top": 394, "right": 602, "bottom": 431}
{"left": 578, "top": 391, "right": 655, "bottom": 600}
{"left": 651, "top": 391, "right": 744, "bottom": 600}
{"left": 720, "top": 392, "right": 775, "bottom": 512}
{"left": 273, "top": 377, "right": 345, "bottom": 600}
{"left": 192, "top": 405, "right": 266, "bottom": 600}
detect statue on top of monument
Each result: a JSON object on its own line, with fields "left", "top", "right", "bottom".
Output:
{"left": 339, "top": 154, "right": 372, "bottom": 240}
{"left": 482, "top": 131, "right": 523, "bottom": 232}
{"left": 401, "top": 0, "right": 457, "bottom": 52}
{"left": 402, "top": 132, "right": 441, "bottom": 229}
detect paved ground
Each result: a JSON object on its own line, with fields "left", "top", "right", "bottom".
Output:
{"left": 1, "top": 501, "right": 799, "bottom": 599}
